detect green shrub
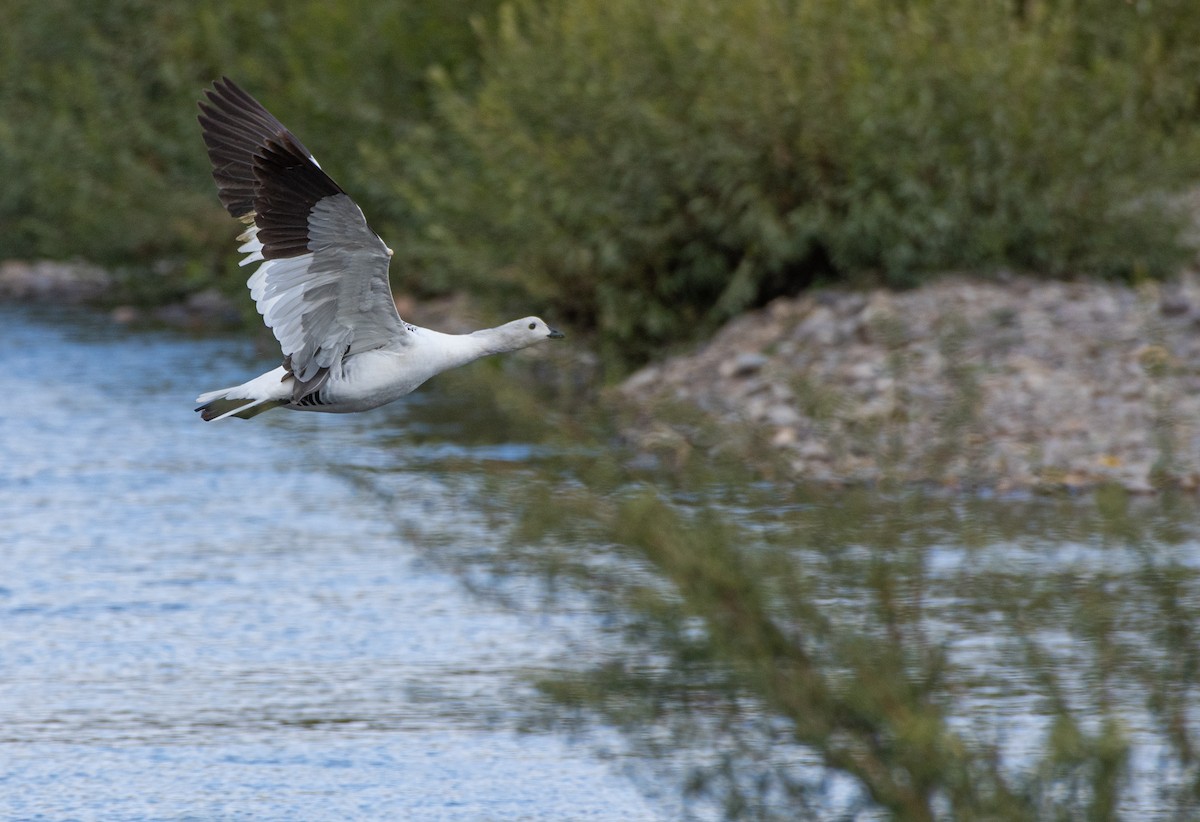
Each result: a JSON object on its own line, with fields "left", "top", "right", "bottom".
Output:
{"left": 0, "top": 0, "right": 497, "bottom": 300}
{"left": 391, "top": 0, "right": 1200, "bottom": 370}
{"left": 2, "top": 0, "right": 1198, "bottom": 367}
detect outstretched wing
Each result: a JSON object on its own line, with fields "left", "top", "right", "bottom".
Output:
{"left": 198, "top": 77, "right": 408, "bottom": 400}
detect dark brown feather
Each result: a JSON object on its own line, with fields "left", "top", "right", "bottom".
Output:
{"left": 197, "top": 76, "right": 344, "bottom": 240}
{"left": 250, "top": 132, "right": 344, "bottom": 259}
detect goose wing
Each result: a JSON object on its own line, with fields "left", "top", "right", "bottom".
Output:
{"left": 198, "top": 77, "right": 409, "bottom": 400}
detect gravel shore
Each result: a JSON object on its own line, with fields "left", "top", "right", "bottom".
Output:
{"left": 11, "top": 257, "right": 1200, "bottom": 491}
{"left": 619, "top": 274, "right": 1200, "bottom": 493}
{"left": 0, "top": 259, "right": 241, "bottom": 328}
{"left": 0, "top": 260, "right": 112, "bottom": 303}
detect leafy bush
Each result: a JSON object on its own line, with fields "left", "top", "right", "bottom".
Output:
{"left": 0, "top": 0, "right": 498, "bottom": 300}
{"left": 391, "top": 0, "right": 1200, "bottom": 369}
{"left": 2, "top": 0, "right": 1198, "bottom": 366}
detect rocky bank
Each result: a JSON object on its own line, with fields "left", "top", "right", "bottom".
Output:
{"left": 0, "top": 260, "right": 112, "bottom": 303}
{"left": 0, "top": 260, "right": 242, "bottom": 328}
{"left": 10, "top": 258, "right": 1200, "bottom": 492}
{"left": 619, "top": 274, "right": 1200, "bottom": 493}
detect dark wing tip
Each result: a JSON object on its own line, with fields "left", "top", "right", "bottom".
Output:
{"left": 197, "top": 78, "right": 319, "bottom": 220}
{"left": 251, "top": 134, "right": 345, "bottom": 259}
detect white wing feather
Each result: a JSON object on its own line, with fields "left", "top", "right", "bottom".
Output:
{"left": 198, "top": 77, "right": 410, "bottom": 396}
{"left": 239, "top": 195, "right": 407, "bottom": 386}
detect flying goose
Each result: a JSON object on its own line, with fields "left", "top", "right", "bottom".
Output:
{"left": 194, "top": 78, "right": 562, "bottom": 422}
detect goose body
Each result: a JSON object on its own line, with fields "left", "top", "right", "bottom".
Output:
{"left": 194, "top": 78, "right": 562, "bottom": 422}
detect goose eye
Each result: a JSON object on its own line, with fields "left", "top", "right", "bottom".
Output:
{"left": 528, "top": 322, "right": 536, "bottom": 330}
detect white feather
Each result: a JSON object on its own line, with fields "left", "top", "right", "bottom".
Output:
{"left": 195, "top": 79, "right": 564, "bottom": 422}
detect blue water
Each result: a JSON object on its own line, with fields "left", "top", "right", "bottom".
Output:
{"left": 0, "top": 306, "right": 662, "bottom": 821}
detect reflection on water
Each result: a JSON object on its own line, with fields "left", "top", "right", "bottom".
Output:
{"left": 5, "top": 304, "right": 1200, "bottom": 820}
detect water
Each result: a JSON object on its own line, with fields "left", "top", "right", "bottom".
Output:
{"left": 4, "top": 304, "right": 1200, "bottom": 820}
{"left": 0, "top": 306, "right": 662, "bottom": 821}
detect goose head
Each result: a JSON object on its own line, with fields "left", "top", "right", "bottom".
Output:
{"left": 494, "top": 317, "right": 565, "bottom": 351}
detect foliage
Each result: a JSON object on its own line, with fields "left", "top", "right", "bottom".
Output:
{"left": 394, "top": 0, "right": 1200, "bottom": 369}
{"left": 356, "top": 363, "right": 1200, "bottom": 819}
{"left": 497, "top": 464, "right": 1200, "bottom": 819}
{"left": 2, "top": 0, "right": 1199, "bottom": 365}
{"left": 0, "top": 0, "right": 498, "bottom": 301}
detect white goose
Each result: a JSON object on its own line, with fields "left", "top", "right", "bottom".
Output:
{"left": 194, "top": 78, "right": 563, "bottom": 422}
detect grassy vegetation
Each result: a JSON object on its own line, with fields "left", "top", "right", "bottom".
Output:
{"left": 2, "top": 0, "right": 1199, "bottom": 363}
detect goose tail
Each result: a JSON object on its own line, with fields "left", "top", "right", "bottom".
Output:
{"left": 195, "top": 367, "right": 291, "bottom": 422}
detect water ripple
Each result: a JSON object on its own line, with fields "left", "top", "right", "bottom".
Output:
{"left": 0, "top": 305, "right": 661, "bottom": 821}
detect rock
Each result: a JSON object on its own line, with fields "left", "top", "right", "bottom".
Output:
{"left": 764, "top": 404, "right": 802, "bottom": 427}
{"left": 798, "top": 440, "right": 830, "bottom": 460}
{"left": 110, "top": 305, "right": 140, "bottom": 324}
{"left": 186, "top": 288, "right": 238, "bottom": 318}
{"left": 154, "top": 288, "right": 241, "bottom": 328}
{"left": 1160, "top": 289, "right": 1191, "bottom": 317}
{"left": 0, "top": 260, "right": 244, "bottom": 330}
{"left": 740, "top": 378, "right": 771, "bottom": 398}
{"left": 852, "top": 396, "right": 896, "bottom": 421}
{"left": 624, "top": 452, "right": 662, "bottom": 473}
{"left": 771, "top": 427, "right": 798, "bottom": 447}
{"left": 792, "top": 305, "right": 838, "bottom": 346}
{"left": 616, "top": 271, "right": 1200, "bottom": 493}
{"left": 1123, "top": 474, "right": 1157, "bottom": 494}
{"left": 718, "top": 353, "right": 769, "bottom": 378}
{"left": 623, "top": 365, "right": 662, "bottom": 394}
{"left": 0, "top": 260, "right": 112, "bottom": 303}
{"left": 845, "top": 361, "right": 877, "bottom": 382}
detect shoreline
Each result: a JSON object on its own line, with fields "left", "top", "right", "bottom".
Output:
{"left": 617, "top": 273, "right": 1200, "bottom": 494}
{"left": 10, "top": 258, "right": 1200, "bottom": 493}
{"left": 0, "top": 259, "right": 242, "bottom": 329}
